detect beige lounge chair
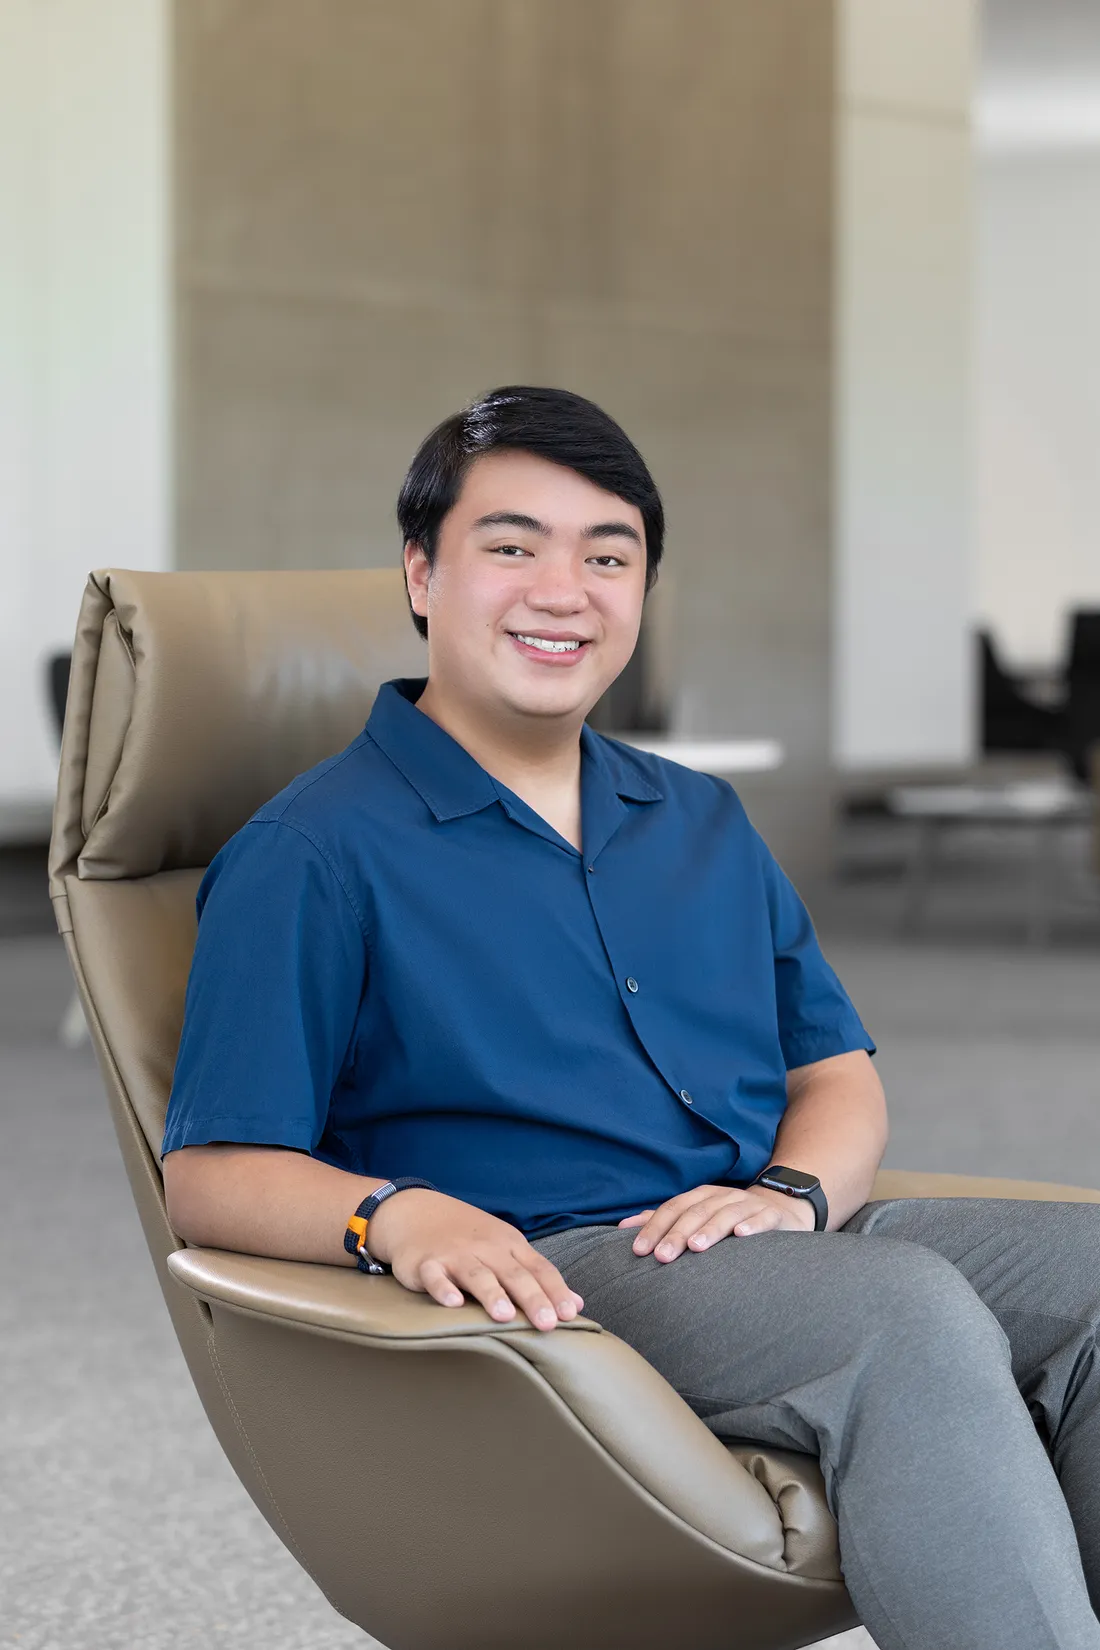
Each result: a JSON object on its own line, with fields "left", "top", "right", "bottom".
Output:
{"left": 49, "top": 568, "right": 1100, "bottom": 1650}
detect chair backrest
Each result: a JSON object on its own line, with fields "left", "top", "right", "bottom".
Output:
{"left": 978, "top": 628, "right": 1021, "bottom": 714}
{"left": 48, "top": 567, "right": 426, "bottom": 1353}
{"left": 1065, "top": 612, "right": 1100, "bottom": 778}
{"left": 51, "top": 568, "right": 424, "bottom": 893}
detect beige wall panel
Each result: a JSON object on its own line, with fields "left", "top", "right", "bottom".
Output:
{"left": 176, "top": 0, "right": 836, "bottom": 877}
{"left": 542, "top": 316, "right": 830, "bottom": 758}
{"left": 585, "top": 1, "right": 833, "bottom": 338}
{"left": 178, "top": 0, "right": 831, "bottom": 339}
{"left": 178, "top": 289, "right": 536, "bottom": 572}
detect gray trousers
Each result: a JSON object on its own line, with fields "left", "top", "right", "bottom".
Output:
{"left": 533, "top": 1198, "right": 1100, "bottom": 1650}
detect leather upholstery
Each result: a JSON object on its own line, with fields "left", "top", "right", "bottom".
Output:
{"left": 65, "top": 873, "right": 199, "bottom": 1160}
{"left": 728, "top": 1447, "right": 840, "bottom": 1580}
{"left": 871, "top": 1169, "right": 1100, "bottom": 1205}
{"left": 49, "top": 567, "right": 426, "bottom": 892}
{"left": 51, "top": 568, "right": 1100, "bottom": 1650}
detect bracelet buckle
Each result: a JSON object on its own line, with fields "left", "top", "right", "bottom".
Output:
{"left": 345, "top": 1212, "right": 388, "bottom": 1275}
{"left": 344, "top": 1178, "right": 439, "bottom": 1276}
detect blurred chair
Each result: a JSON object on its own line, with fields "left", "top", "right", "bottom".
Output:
{"left": 979, "top": 629, "right": 1067, "bottom": 755}
{"left": 49, "top": 569, "right": 1100, "bottom": 1650}
{"left": 1067, "top": 611, "right": 1100, "bottom": 781}
{"left": 44, "top": 650, "right": 86, "bottom": 1047}
{"left": 47, "top": 651, "right": 71, "bottom": 739}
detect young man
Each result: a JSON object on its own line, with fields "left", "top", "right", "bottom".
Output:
{"left": 164, "top": 386, "right": 1100, "bottom": 1650}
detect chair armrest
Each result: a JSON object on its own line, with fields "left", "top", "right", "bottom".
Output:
{"left": 168, "top": 1246, "right": 602, "bottom": 1343}
{"left": 170, "top": 1246, "right": 821, "bottom": 1579}
{"left": 872, "top": 1169, "right": 1100, "bottom": 1203}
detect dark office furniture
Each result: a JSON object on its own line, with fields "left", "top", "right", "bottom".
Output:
{"left": 47, "top": 652, "right": 71, "bottom": 742}
{"left": 1067, "top": 610, "right": 1100, "bottom": 782}
{"left": 980, "top": 630, "right": 1067, "bottom": 755}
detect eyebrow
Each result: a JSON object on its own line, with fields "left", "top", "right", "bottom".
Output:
{"left": 471, "top": 510, "right": 642, "bottom": 546}
{"left": 583, "top": 520, "right": 642, "bottom": 546}
{"left": 471, "top": 511, "right": 549, "bottom": 535}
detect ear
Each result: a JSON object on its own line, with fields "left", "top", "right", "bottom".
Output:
{"left": 403, "top": 541, "right": 430, "bottom": 618}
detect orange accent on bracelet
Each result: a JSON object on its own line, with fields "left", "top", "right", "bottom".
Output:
{"left": 347, "top": 1215, "right": 369, "bottom": 1244}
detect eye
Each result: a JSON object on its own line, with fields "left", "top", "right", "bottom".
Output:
{"left": 488, "top": 544, "right": 531, "bottom": 558}
{"left": 588, "top": 554, "right": 626, "bottom": 568}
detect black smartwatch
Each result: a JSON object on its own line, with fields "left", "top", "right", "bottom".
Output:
{"left": 344, "top": 1177, "right": 439, "bottom": 1274}
{"left": 752, "top": 1165, "right": 828, "bottom": 1231}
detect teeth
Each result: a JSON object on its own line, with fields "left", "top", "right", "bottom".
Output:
{"left": 514, "top": 634, "right": 583, "bottom": 653}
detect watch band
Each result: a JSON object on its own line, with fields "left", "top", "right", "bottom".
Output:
{"left": 344, "top": 1177, "right": 439, "bottom": 1274}
{"left": 802, "top": 1182, "right": 829, "bottom": 1232}
{"left": 753, "top": 1167, "right": 829, "bottom": 1232}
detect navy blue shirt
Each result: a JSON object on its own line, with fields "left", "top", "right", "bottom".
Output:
{"left": 163, "top": 678, "right": 873, "bottom": 1238}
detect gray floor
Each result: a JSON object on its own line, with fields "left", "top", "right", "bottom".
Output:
{"left": 0, "top": 938, "right": 375, "bottom": 1650}
{"left": 3, "top": 834, "right": 1099, "bottom": 1647}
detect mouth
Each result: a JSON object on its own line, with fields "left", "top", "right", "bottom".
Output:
{"left": 507, "top": 632, "right": 593, "bottom": 666}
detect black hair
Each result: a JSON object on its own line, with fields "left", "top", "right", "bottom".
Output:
{"left": 396, "top": 385, "right": 664, "bottom": 639}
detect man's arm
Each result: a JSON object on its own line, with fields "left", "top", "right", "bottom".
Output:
{"left": 766, "top": 1046, "right": 888, "bottom": 1230}
{"left": 164, "top": 1143, "right": 390, "bottom": 1266}
{"left": 163, "top": 1144, "right": 585, "bottom": 1330}
{"left": 620, "top": 1048, "right": 887, "bottom": 1256}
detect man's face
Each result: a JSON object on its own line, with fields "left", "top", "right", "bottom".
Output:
{"left": 404, "top": 449, "right": 648, "bottom": 726}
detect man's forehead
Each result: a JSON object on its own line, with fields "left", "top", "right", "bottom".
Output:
{"left": 451, "top": 450, "right": 643, "bottom": 532}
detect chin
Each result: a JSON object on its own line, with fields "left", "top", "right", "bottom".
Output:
{"left": 509, "top": 688, "right": 588, "bottom": 721}
{"left": 496, "top": 674, "right": 592, "bottom": 722}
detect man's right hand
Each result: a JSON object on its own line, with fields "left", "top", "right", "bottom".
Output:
{"left": 367, "top": 1189, "right": 584, "bottom": 1332}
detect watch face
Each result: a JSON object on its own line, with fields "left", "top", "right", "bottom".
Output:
{"left": 760, "top": 1166, "right": 820, "bottom": 1195}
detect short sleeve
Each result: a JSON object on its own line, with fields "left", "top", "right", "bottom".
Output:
{"left": 754, "top": 831, "right": 875, "bottom": 1070}
{"left": 162, "top": 819, "right": 368, "bottom": 1156}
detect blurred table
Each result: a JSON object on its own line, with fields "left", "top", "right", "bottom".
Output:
{"left": 617, "top": 736, "right": 784, "bottom": 774}
{"left": 887, "top": 778, "right": 1095, "bottom": 945}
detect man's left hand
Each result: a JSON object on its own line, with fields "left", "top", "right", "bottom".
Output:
{"left": 618, "top": 1183, "right": 816, "bottom": 1261}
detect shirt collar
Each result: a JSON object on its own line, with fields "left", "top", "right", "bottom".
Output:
{"left": 365, "top": 678, "right": 664, "bottom": 825}
{"left": 580, "top": 721, "right": 664, "bottom": 805}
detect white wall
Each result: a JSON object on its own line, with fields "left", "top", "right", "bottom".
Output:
{"left": 975, "top": 150, "right": 1100, "bottom": 668}
{"left": 833, "top": 0, "right": 978, "bottom": 769}
{"left": 0, "top": 0, "right": 170, "bottom": 833}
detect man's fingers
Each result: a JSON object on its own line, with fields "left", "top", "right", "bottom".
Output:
{"left": 524, "top": 1252, "right": 585, "bottom": 1316}
{"left": 416, "top": 1251, "right": 583, "bottom": 1327}
{"left": 625, "top": 1187, "right": 705, "bottom": 1249}
{"left": 495, "top": 1262, "right": 569, "bottom": 1332}
{"left": 450, "top": 1258, "right": 519, "bottom": 1321}
{"left": 687, "top": 1195, "right": 785, "bottom": 1246}
{"left": 418, "top": 1258, "right": 466, "bottom": 1307}
{"left": 731, "top": 1201, "right": 785, "bottom": 1237}
{"left": 632, "top": 1194, "right": 736, "bottom": 1258}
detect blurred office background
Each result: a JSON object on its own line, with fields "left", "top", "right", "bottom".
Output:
{"left": 2, "top": 2, "right": 1099, "bottom": 1646}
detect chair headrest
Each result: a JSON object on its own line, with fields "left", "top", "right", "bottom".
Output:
{"left": 50, "top": 568, "right": 426, "bottom": 896}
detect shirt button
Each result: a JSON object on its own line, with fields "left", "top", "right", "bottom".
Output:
{"left": 625, "top": 976, "right": 639, "bottom": 993}
{"left": 587, "top": 865, "right": 595, "bottom": 874}
{"left": 679, "top": 1089, "right": 693, "bottom": 1105}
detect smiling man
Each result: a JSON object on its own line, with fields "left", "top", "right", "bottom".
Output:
{"left": 163, "top": 386, "right": 1100, "bottom": 1650}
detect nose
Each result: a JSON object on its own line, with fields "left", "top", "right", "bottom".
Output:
{"left": 525, "top": 554, "right": 589, "bottom": 614}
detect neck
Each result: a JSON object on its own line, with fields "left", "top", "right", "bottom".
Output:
{"left": 413, "top": 677, "right": 584, "bottom": 794}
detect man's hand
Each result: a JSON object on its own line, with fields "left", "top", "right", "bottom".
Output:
{"left": 367, "top": 1189, "right": 584, "bottom": 1331}
{"left": 618, "top": 1182, "right": 815, "bottom": 1261}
